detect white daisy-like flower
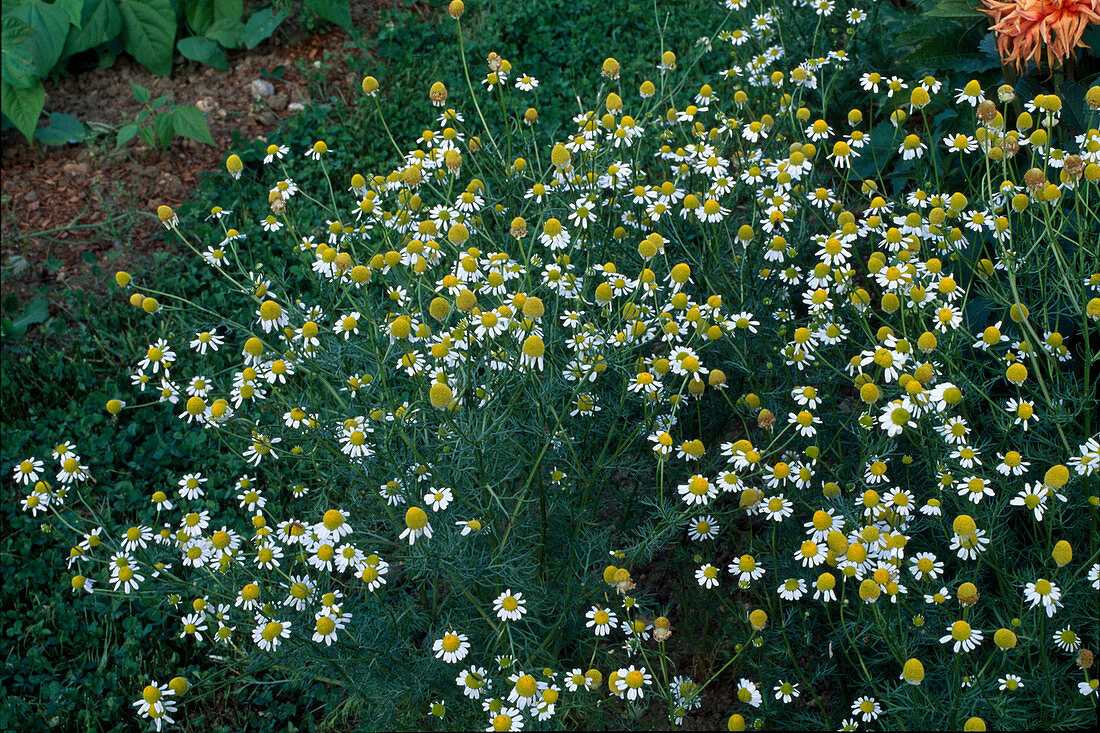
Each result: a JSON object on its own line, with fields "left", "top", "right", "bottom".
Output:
{"left": 1022, "top": 578, "right": 1063, "bottom": 617}
{"left": 424, "top": 487, "right": 453, "bottom": 512}
{"left": 252, "top": 617, "right": 292, "bottom": 651}
{"left": 457, "top": 666, "right": 490, "bottom": 699}
{"left": 777, "top": 577, "right": 807, "bottom": 601}
{"left": 940, "top": 621, "right": 983, "bottom": 653}
{"left": 585, "top": 606, "right": 618, "bottom": 635}
{"left": 696, "top": 563, "right": 721, "bottom": 589}
{"left": 433, "top": 630, "right": 471, "bottom": 663}
{"left": 493, "top": 589, "right": 528, "bottom": 622}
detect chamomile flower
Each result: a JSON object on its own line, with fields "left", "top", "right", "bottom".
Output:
{"left": 179, "top": 612, "right": 208, "bottom": 641}
{"left": 138, "top": 339, "right": 175, "bottom": 374}
{"left": 508, "top": 672, "right": 543, "bottom": 710}
{"left": 1023, "top": 579, "right": 1063, "bottom": 617}
{"left": 486, "top": 705, "right": 523, "bottom": 732}
{"left": 243, "top": 432, "right": 280, "bottom": 466}
{"left": 253, "top": 617, "right": 291, "bottom": 652}
{"left": 1005, "top": 398, "right": 1038, "bottom": 430}
{"left": 494, "top": 589, "right": 527, "bottom": 622}
{"left": 936, "top": 416, "right": 970, "bottom": 445}
{"left": 696, "top": 563, "right": 721, "bottom": 588}
{"left": 734, "top": 678, "right": 762, "bottom": 707}
{"left": 358, "top": 555, "right": 389, "bottom": 591}
{"left": 678, "top": 475, "right": 717, "bottom": 506}
{"left": 1053, "top": 626, "right": 1080, "bottom": 652}
{"left": 851, "top": 696, "right": 880, "bottom": 722}
{"left": 941, "top": 621, "right": 983, "bottom": 653}
{"left": 514, "top": 74, "right": 539, "bottom": 91}
{"left": 777, "top": 577, "right": 807, "bottom": 601}
{"left": 950, "top": 527, "right": 990, "bottom": 560}
{"left": 955, "top": 80, "right": 985, "bottom": 105}
{"left": 133, "top": 682, "right": 177, "bottom": 731}
{"left": 457, "top": 666, "right": 490, "bottom": 699}
{"left": 899, "top": 134, "right": 926, "bottom": 160}
{"left": 796, "top": 540, "right": 827, "bottom": 568}
{"left": 687, "top": 515, "right": 720, "bottom": 541}
{"left": 812, "top": 572, "right": 838, "bottom": 602}
{"left": 792, "top": 385, "right": 822, "bottom": 408}
{"left": 262, "top": 143, "right": 288, "bottom": 164}
{"left": 424, "top": 487, "right": 454, "bottom": 512}
{"left": 434, "top": 630, "right": 471, "bottom": 663}
{"left": 996, "top": 450, "right": 1030, "bottom": 475}
{"left": 1010, "top": 484, "right": 1048, "bottom": 521}
{"left": 110, "top": 560, "right": 144, "bottom": 594}
{"left": 762, "top": 494, "right": 794, "bottom": 522}
{"left": 951, "top": 445, "right": 983, "bottom": 469}
{"left": 189, "top": 329, "right": 224, "bottom": 354}
{"left": 774, "top": 681, "right": 800, "bottom": 703}
{"left": 617, "top": 665, "right": 652, "bottom": 701}
{"left": 909, "top": 553, "right": 943, "bottom": 581}
{"left": 879, "top": 401, "right": 916, "bottom": 436}
{"left": 586, "top": 606, "right": 618, "bottom": 635}
{"left": 12, "top": 458, "right": 43, "bottom": 486}
{"left": 120, "top": 525, "right": 153, "bottom": 553}
{"left": 400, "top": 507, "right": 433, "bottom": 545}
{"left": 729, "top": 554, "right": 766, "bottom": 583}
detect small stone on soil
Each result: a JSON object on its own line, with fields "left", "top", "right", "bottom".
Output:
{"left": 268, "top": 93, "right": 289, "bottom": 112}
{"left": 250, "top": 79, "right": 275, "bottom": 99}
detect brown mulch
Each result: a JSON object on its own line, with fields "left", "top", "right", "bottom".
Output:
{"left": 0, "top": 1, "right": 400, "bottom": 300}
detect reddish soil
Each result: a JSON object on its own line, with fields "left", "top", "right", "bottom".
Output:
{"left": 0, "top": 2, "right": 399, "bottom": 300}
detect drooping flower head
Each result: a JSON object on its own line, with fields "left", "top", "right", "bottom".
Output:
{"left": 980, "top": 0, "right": 1100, "bottom": 73}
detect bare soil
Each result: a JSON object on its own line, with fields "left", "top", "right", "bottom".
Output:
{"left": 0, "top": 2, "right": 400, "bottom": 303}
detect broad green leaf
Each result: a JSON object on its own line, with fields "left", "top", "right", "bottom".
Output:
{"left": 1, "top": 14, "right": 35, "bottom": 43}
{"left": 3, "top": 296, "right": 49, "bottom": 338}
{"left": 1, "top": 51, "right": 37, "bottom": 88}
{"left": 34, "top": 110, "right": 84, "bottom": 145}
{"left": 241, "top": 6, "right": 287, "bottom": 49}
{"left": 184, "top": 0, "right": 216, "bottom": 35}
{"left": 185, "top": 0, "right": 241, "bottom": 35}
{"left": 2, "top": 16, "right": 38, "bottom": 89}
{"left": 153, "top": 109, "right": 173, "bottom": 149}
{"left": 94, "top": 38, "right": 119, "bottom": 67}
{"left": 850, "top": 121, "right": 899, "bottom": 180}
{"left": 1, "top": 77, "right": 44, "bottom": 142}
{"left": 926, "top": 0, "right": 985, "bottom": 20}
{"left": 130, "top": 80, "right": 149, "bottom": 102}
{"left": 10, "top": 0, "right": 70, "bottom": 77}
{"left": 1059, "top": 81, "right": 1092, "bottom": 133}
{"left": 213, "top": 0, "right": 243, "bottom": 20}
{"left": 57, "top": 0, "right": 82, "bottom": 27}
{"left": 905, "top": 27, "right": 999, "bottom": 73}
{"left": 115, "top": 121, "right": 138, "bottom": 148}
{"left": 63, "top": 0, "right": 122, "bottom": 57}
{"left": 118, "top": 0, "right": 174, "bottom": 76}
{"left": 171, "top": 104, "right": 213, "bottom": 144}
{"left": 304, "top": 0, "right": 351, "bottom": 30}
{"left": 1083, "top": 23, "right": 1100, "bottom": 51}
{"left": 177, "top": 35, "right": 227, "bottom": 69}
{"left": 204, "top": 17, "right": 243, "bottom": 48}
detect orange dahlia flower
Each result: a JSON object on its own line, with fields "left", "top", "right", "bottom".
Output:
{"left": 980, "top": 0, "right": 1100, "bottom": 73}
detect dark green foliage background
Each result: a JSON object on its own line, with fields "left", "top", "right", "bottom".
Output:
{"left": 0, "top": 1, "right": 727, "bottom": 728}
{"left": 16, "top": 0, "right": 1073, "bottom": 729}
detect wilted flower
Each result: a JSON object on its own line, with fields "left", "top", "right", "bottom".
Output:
{"left": 980, "top": 0, "right": 1100, "bottom": 72}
